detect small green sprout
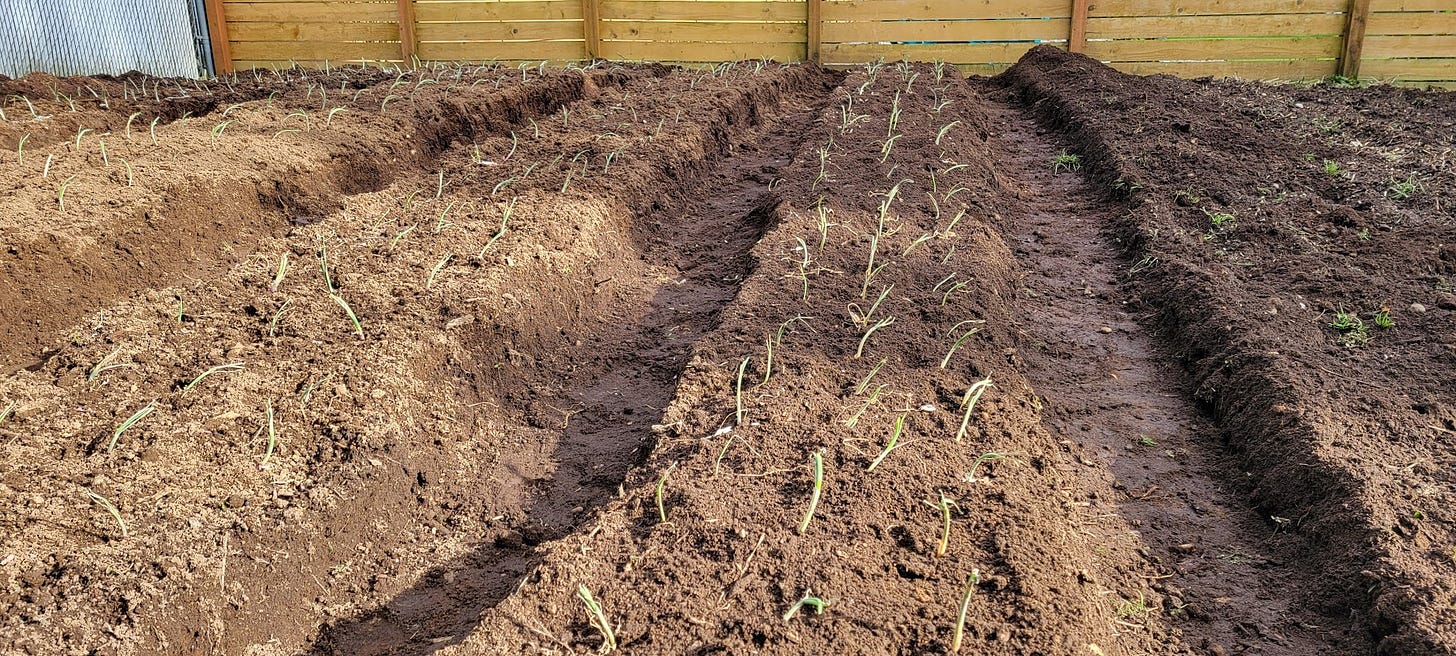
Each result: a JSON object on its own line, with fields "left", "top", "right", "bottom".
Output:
{"left": 476, "top": 198, "right": 515, "bottom": 257}
{"left": 854, "top": 316, "right": 895, "bottom": 359}
{"left": 797, "top": 450, "right": 825, "bottom": 534}
{"left": 735, "top": 355, "right": 750, "bottom": 425}
{"left": 270, "top": 252, "right": 289, "bottom": 293}
{"left": 268, "top": 299, "right": 292, "bottom": 337}
{"left": 932, "top": 494, "right": 959, "bottom": 557}
{"left": 844, "top": 383, "right": 885, "bottom": 429}
{"left": 108, "top": 402, "right": 156, "bottom": 451}
{"left": 16, "top": 133, "right": 28, "bottom": 165}
{"left": 149, "top": 117, "right": 159, "bottom": 145}
{"left": 867, "top": 413, "right": 908, "bottom": 472}
{"left": 782, "top": 591, "right": 830, "bottom": 621}
{"left": 950, "top": 569, "right": 981, "bottom": 652}
{"left": 854, "top": 358, "right": 887, "bottom": 396}
{"left": 940, "top": 321, "right": 984, "bottom": 369}
{"left": 330, "top": 294, "right": 364, "bottom": 339}
{"left": 1052, "top": 150, "right": 1081, "bottom": 173}
{"left": 88, "top": 348, "right": 132, "bottom": 382}
{"left": 966, "top": 451, "right": 1007, "bottom": 482}
{"left": 260, "top": 400, "right": 278, "bottom": 469}
{"left": 1137, "top": 435, "right": 1158, "bottom": 447}
{"left": 1387, "top": 177, "right": 1421, "bottom": 201}
{"left": 1373, "top": 307, "right": 1394, "bottom": 329}
{"left": 0, "top": 400, "right": 16, "bottom": 423}
{"left": 655, "top": 461, "right": 677, "bottom": 524}
{"left": 57, "top": 174, "right": 77, "bottom": 211}
{"left": 425, "top": 253, "right": 452, "bottom": 290}
{"left": 954, "top": 376, "right": 994, "bottom": 442}
{"left": 85, "top": 488, "right": 128, "bottom": 540}
{"left": 576, "top": 584, "right": 617, "bottom": 652}
{"left": 1322, "top": 159, "right": 1342, "bottom": 176}
{"left": 182, "top": 362, "right": 244, "bottom": 394}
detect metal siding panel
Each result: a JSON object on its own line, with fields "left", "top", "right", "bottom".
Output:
{"left": 1, "top": 0, "right": 203, "bottom": 78}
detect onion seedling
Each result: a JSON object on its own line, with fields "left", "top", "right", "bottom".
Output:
{"left": 260, "top": 401, "right": 277, "bottom": 468}
{"left": 88, "top": 348, "right": 132, "bottom": 382}
{"left": 210, "top": 120, "right": 230, "bottom": 145}
{"left": 268, "top": 299, "right": 292, "bottom": 336}
{"left": 0, "top": 400, "right": 15, "bottom": 423}
{"left": 325, "top": 107, "right": 346, "bottom": 126}
{"left": 855, "top": 358, "right": 887, "bottom": 396}
{"left": 950, "top": 569, "right": 980, "bottom": 652}
{"left": 425, "top": 253, "right": 452, "bottom": 289}
{"left": 735, "top": 356, "right": 750, "bottom": 425}
{"left": 85, "top": 488, "right": 127, "bottom": 540}
{"left": 855, "top": 315, "right": 895, "bottom": 359}
{"left": 931, "top": 494, "right": 959, "bottom": 556}
{"left": 867, "top": 413, "right": 907, "bottom": 471}
{"left": 74, "top": 127, "right": 91, "bottom": 149}
{"left": 844, "top": 384, "right": 885, "bottom": 429}
{"left": 108, "top": 402, "right": 155, "bottom": 451}
{"left": 330, "top": 294, "right": 364, "bottom": 339}
{"left": 380, "top": 94, "right": 399, "bottom": 112}
{"left": 182, "top": 362, "right": 244, "bottom": 394}
{"left": 797, "top": 450, "right": 825, "bottom": 534}
{"left": 783, "top": 591, "right": 830, "bottom": 621}
{"left": 15, "top": 133, "right": 28, "bottom": 165}
{"left": 655, "top": 461, "right": 677, "bottom": 524}
{"left": 954, "top": 376, "right": 993, "bottom": 442}
{"left": 57, "top": 175, "right": 77, "bottom": 211}
{"left": 119, "top": 158, "right": 133, "bottom": 186}
{"left": 270, "top": 252, "right": 289, "bottom": 292}
{"left": 940, "top": 321, "right": 984, "bottom": 368}
{"left": 149, "top": 117, "right": 159, "bottom": 145}
{"left": 476, "top": 197, "right": 515, "bottom": 257}
{"left": 794, "top": 237, "right": 811, "bottom": 300}
{"left": 966, "top": 452, "right": 1006, "bottom": 483}
{"left": 318, "top": 239, "right": 334, "bottom": 293}
{"left": 935, "top": 120, "right": 960, "bottom": 146}
{"left": 43, "top": 154, "right": 52, "bottom": 179}
{"left": 576, "top": 584, "right": 617, "bottom": 652}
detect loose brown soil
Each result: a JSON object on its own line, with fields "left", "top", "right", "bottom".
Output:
{"left": 1, "top": 52, "right": 1452, "bottom": 656}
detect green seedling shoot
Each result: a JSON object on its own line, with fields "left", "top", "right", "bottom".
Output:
{"left": 577, "top": 584, "right": 617, "bottom": 652}
{"left": 966, "top": 452, "right": 1007, "bottom": 483}
{"left": 867, "top": 413, "right": 907, "bottom": 471}
{"left": 954, "top": 376, "right": 993, "bottom": 442}
{"left": 950, "top": 569, "right": 981, "bottom": 652}
{"left": 182, "top": 362, "right": 244, "bottom": 394}
{"left": 798, "top": 450, "right": 826, "bottom": 535}
{"left": 782, "top": 591, "right": 830, "bottom": 622}
{"left": 108, "top": 402, "right": 156, "bottom": 452}
{"left": 85, "top": 488, "right": 128, "bottom": 540}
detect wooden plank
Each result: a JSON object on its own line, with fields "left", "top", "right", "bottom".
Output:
{"left": 229, "top": 40, "right": 402, "bottom": 60}
{"left": 1356, "top": 57, "right": 1456, "bottom": 78}
{"left": 1088, "top": 0, "right": 1346, "bottom": 17}
{"left": 807, "top": 0, "right": 821, "bottom": 61}
{"left": 398, "top": 0, "right": 418, "bottom": 61}
{"left": 223, "top": 2, "right": 398, "bottom": 22}
{"left": 599, "top": 40, "right": 804, "bottom": 61}
{"left": 1070, "top": 0, "right": 1089, "bottom": 52}
{"left": 1087, "top": 13, "right": 1348, "bottom": 39}
{"left": 414, "top": 1, "right": 581, "bottom": 22}
{"left": 822, "top": 0, "right": 1071, "bottom": 21}
{"left": 603, "top": 20, "right": 806, "bottom": 42}
{"left": 1369, "top": 0, "right": 1456, "bottom": 10}
{"left": 1363, "top": 34, "right": 1456, "bottom": 57}
{"left": 1085, "top": 36, "right": 1341, "bottom": 61}
{"left": 1112, "top": 58, "right": 1336, "bottom": 78}
{"left": 1339, "top": 0, "right": 1372, "bottom": 77}
{"left": 1366, "top": 11, "right": 1456, "bottom": 35}
{"left": 417, "top": 21, "right": 583, "bottom": 41}
{"left": 228, "top": 21, "right": 400, "bottom": 41}
{"left": 205, "top": 0, "right": 234, "bottom": 73}
{"left": 821, "top": 41, "right": 1048, "bottom": 64}
{"left": 822, "top": 17, "right": 1068, "bottom": 42}
{"left": 600, "top": 1, "right": 805, "bottom": 22}
{"left": 582, "top": 0, "right": 601, "bottom": 58}
{"left": 417, "top": 39, "right": 587, "bottom": 59}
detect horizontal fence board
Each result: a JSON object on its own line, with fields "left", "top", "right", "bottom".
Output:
{"left": 603, "top": 20, "right": 805, "bottom": 42}
{"left": 417, "top": 21, "right": 583, "bottom": 41}
{"left": 1087, "top": 13, "right": 1347, "bottom": 38}
{"left": 1086, "top": 36, "right": 1341, "bottom": 61}
{"left": 1112, "top": 58, "right": 1335, "bottom": 77}
{"left": 230, "top": 40, "right": 401, "bottom": 60}
{"left": 823, "top": 17, "right": 1069, "bottom": 42}
{"left": 1370, "top": 0, "right": 1455, "bottom": 10}
{"left": 822, "top": 0, "right": 1071, "bottom": 21}
{"left": 414, "top": 1, "right": 583, "bottom": 22}
{"left": 1367, "top": 11, "right": 1456, "bottom": 35}
{"left": 1363, "top": 35, "right": 1456, "bottom": 57}
{"left": 822, "top": 41, "right": 1048, "bottom": 64}
{"left": 223, "top": 1, "right": 398, "bottom": 22}
{"left": 599, "top": 40, "right": 804, "bottom": 61}
{"left": 229, "top": 21, "right": 400, "bottom": 41}
{"left": 417, "top": 39, "right": 587, "bottom": 59}
{"left": 1360, "top": 58, "right": 1456, "bottom": 78}
{"left": 599, "top": 1, "right": 805, "bottom": 21}
{"left": 1089, "top": 0, "right": 1345, "bottom": 17}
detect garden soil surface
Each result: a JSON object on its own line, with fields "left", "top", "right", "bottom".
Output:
{"left": 1, "top": 48, "right": 1453, "bottom": 656}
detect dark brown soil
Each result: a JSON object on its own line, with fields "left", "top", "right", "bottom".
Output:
{"left": 1, "top": 52, "right": 1452, "bottom": 656}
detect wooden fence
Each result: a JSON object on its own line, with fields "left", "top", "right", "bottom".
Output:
{"left": 204, "top": 0, "right": 1456, "bottom": 87}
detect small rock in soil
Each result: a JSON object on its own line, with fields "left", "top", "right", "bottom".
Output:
{"left": 1409, "top": 303, "right": 1427, "bottom": 313}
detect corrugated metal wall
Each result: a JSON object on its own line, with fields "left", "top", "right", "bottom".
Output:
{"left": 0, "top": 0, "right": 203, "bottom": 79}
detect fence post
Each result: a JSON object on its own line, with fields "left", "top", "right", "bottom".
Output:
{"left": 807, "top": 0, "right": 821, "bottom": 62}
{"left": 397, "top": 0, "right": 418, "bottom": 64}
{"left": 1069, "top": 0, "right": 1089, "bottom": 53}
{"left": 203, "top": 0, "right": 232, "bottom": 74}
{"left": 582, "top": 0, "right": 601, "bottom": 59}
{"left": 1339, "top": 0, "right": 1372, "bottom": 78}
